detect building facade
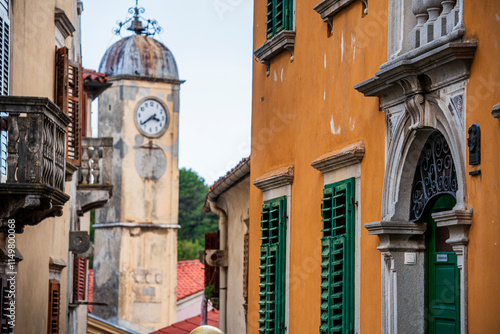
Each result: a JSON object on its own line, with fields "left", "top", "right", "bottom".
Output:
{"left": 204, "top": 157, "right": 250, "bottom": 334}
{"left": 0, "top": 0, "right": 113, "bottom": 333}
{"left": 249, "top": 0, "right": 500, "bottom": 333}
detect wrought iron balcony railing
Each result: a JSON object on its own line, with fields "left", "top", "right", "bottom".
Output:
{"left": 0, "top": 97, "right": 71, "bottom": 232}
{"left": 76, "top": 137, "right": 113, "bottom": 215}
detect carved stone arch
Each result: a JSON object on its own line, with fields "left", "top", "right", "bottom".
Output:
{"left": 382, "top": 94, "right": 467, "bottom": 222}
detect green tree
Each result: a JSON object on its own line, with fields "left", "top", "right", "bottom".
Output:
{"left": 178, "top": 168, "right": 218, "bottom": 260}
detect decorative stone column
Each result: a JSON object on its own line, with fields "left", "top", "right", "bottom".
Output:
{"left": 365, "top": 221, "right": 427, "bottom": 334}
{"left": 431, "top": 209, "right": 472, "bottom": 334}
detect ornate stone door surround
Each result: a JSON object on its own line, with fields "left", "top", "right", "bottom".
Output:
{"left": 355, "top": 10, "right": 476, "bottom": 331}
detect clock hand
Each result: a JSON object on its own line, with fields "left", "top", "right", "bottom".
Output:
{"left": 140, "top": 114, "right": 157, "bottom": 126}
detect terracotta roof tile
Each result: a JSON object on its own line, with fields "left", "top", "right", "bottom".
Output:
{"left": 150, "top": 310, "right": 219, "bottom": 334}
{"left": 177, "top": 260, "right": 205, "bottom": 301}
{"left": 83, "top": 68, "right": 109, "bottom": 83}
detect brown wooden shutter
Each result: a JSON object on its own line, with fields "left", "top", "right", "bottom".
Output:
{"left": 81, "top": 90, "right": 88, "bottom": 138}
{"left": 0, "top": 274, "right": 13, "bottom": 334}
{"left": 48, "top": 280, "right": 60, "bottom": 334}
{"left": 73, "top": 254, "right": 87, "bottom": 302}
{"left": 204, "top": 231, "right": 220, "bottom": 309}
{"left": 55, "top": 47, "right": 82, "bottom": 166}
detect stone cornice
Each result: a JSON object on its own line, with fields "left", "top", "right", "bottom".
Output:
{"left": 365, "top": 220, "right": 427, "bottom": 252}
{"left": 314, "top": 0, "right": 367, "bottom": 27}
{"left": 93, "top": 223, "right": 180, "bottom": 230}
{"left": 54, "top": 8, "right": 76, "bottom": 40}
{"left": 311, "top": 141, "right": 365, "bottom": 174}
{"left": 253, "top": 165, "right": 294, "bottom": 192}
{"left": 108, "top": 74, "right": 185, "bottom": 85}
{"left": 49, "top": 257, "right": 67, "bottom": 271}
{"left": 354, "top": 42, "right": 477, "bottom": 108}
{"left": 254, "top": 30, "right": 295, "bottom": 76}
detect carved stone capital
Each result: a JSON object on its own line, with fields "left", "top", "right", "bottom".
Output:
{"left": 432, "top": 209, "right": 472, "bottom": 247}
{"left": 365, "top": 220, "right": 427, "bottom": 252}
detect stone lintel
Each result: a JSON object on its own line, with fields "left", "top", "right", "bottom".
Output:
{"left": 313, "top": 0, "right": 366, "bottom": 26}
{"left": 365, "top": 220, "right": 427, "bottom": 252}
{"left": 432, "top": 209, "right": 472, "bottom": 246}
{"left": 54, "top": 8, "right": 76, "bottom": 39}
{"left": 254, "top": 31, "right": 295, "bottom": 75}
{"left": 49, "top": 257, "right": 67, "bottom": 271}
{"left": 0, "top": 246, "right": 23, "bottom": 263}
{"left": 253, "top": 165, "right": 294, "bottom": 192}
{"left": 311, "top": 141, "right": 365, "bottom": 174}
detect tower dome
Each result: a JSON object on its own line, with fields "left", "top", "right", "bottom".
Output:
{"left": 99, "top": 35, "right": 178, "bottom": 80}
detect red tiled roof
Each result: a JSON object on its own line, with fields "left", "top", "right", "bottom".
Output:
{"left": 150, "top": 310, "right": 218, "bottom": 334}
{"left": 88, "top": 269, "right": 94, "bottom": 313}
{"left": 83, "top": 68, "right": 109, "bottom": 83}
{"left": 177, "top": 260, "right": 205, "bottom": 301}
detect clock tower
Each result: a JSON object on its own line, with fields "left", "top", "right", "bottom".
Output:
{"left": 92, "top": 5, "right": 182, "bottom": 332}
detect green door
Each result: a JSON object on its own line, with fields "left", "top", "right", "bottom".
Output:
{"left": 425, "top": 196, "right": 460, "bottom": 334}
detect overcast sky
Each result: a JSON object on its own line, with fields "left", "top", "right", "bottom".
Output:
{"left": 81, "top": 0, "right": 253, "bottom": 185}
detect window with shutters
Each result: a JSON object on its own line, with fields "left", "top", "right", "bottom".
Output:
{"left": 73, "top": 254, "right": 87, "bottom": 302}
{"left": 0, "top": 274, "right": 13, "bottom": 334}
{"left": 259, "top": 196, "right": 286, "bottom": 334}
{"left": 320, "top": 178, "right": 354, "bottom": 334}
{"left": 266, "top": 0, "right": 293, "bottom": 39}
{"left": 0, "top": 2, "right": 9, "bottom": 183}
{"left": 55, "top": 47, "right": 83, "bottom": 166}
{"left": 48, "top": 280, "right": 61, "bottom": 334}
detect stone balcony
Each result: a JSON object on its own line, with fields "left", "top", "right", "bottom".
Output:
{"left": 76, "top": 137, "right": 113, "bottom": 216}
{"left": 0, "top": 97, "right": 71, "bottom": 233}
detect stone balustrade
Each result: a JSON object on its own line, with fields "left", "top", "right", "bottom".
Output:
{"left": 410, "top": 0, "right": 460, "bottom": 49}
{"left": 79, "top": 137, "right": 113, "bottom": 186}
{"left": 76, "top": 137, "right": 113, "bottom": 216}
{"left": 0, "top": 97, "right": 71, "bottom": 232}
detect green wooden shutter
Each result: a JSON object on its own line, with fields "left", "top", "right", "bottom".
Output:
{"left": 320, "top": 178, "right": 355, "bottom": 334}
{"left": 259, "top": 197, "right": 286, "bottom": 333}
{"left": 266, "top": 0, "right": 293, "bottom": 39}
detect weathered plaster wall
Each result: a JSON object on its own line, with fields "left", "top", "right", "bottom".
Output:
{"left": 218, "top": 176, "right": 249, "bottom": 334}
{"left": 97, "top": 79, "right": 180, "bottom": 225}
{"left": 95, "top": 78, "right": 180, "bottom": 331}
{"left": 249, "top": 0, "right": 387, "bottom": 333}
{"left": 464, "top": 2, "right": 500, "bottom": 333}
{"left": 117, "top": 228, "right": 177, "bottom": 330}
{"left": 8, "top": 0, "right": 78, "bottom": 332}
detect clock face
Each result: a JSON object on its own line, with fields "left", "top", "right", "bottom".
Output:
{"left": 134, "top": 98, "right": 169, "bottom": 138}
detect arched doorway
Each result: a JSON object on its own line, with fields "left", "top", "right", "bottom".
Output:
{"left": 410, "top": 131, "right": 460, "bottom": 333}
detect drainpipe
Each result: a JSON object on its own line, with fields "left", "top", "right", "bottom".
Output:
{"left": 208, "top": 200, "right": 227, "bottom": 333}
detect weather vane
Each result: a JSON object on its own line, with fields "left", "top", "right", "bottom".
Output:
{"left": 114, "top": 0, "right": 163, "bottom": 37}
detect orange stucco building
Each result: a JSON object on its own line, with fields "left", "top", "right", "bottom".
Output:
{"left": 248, "top": 0, "right": 500, "bottom": 333}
